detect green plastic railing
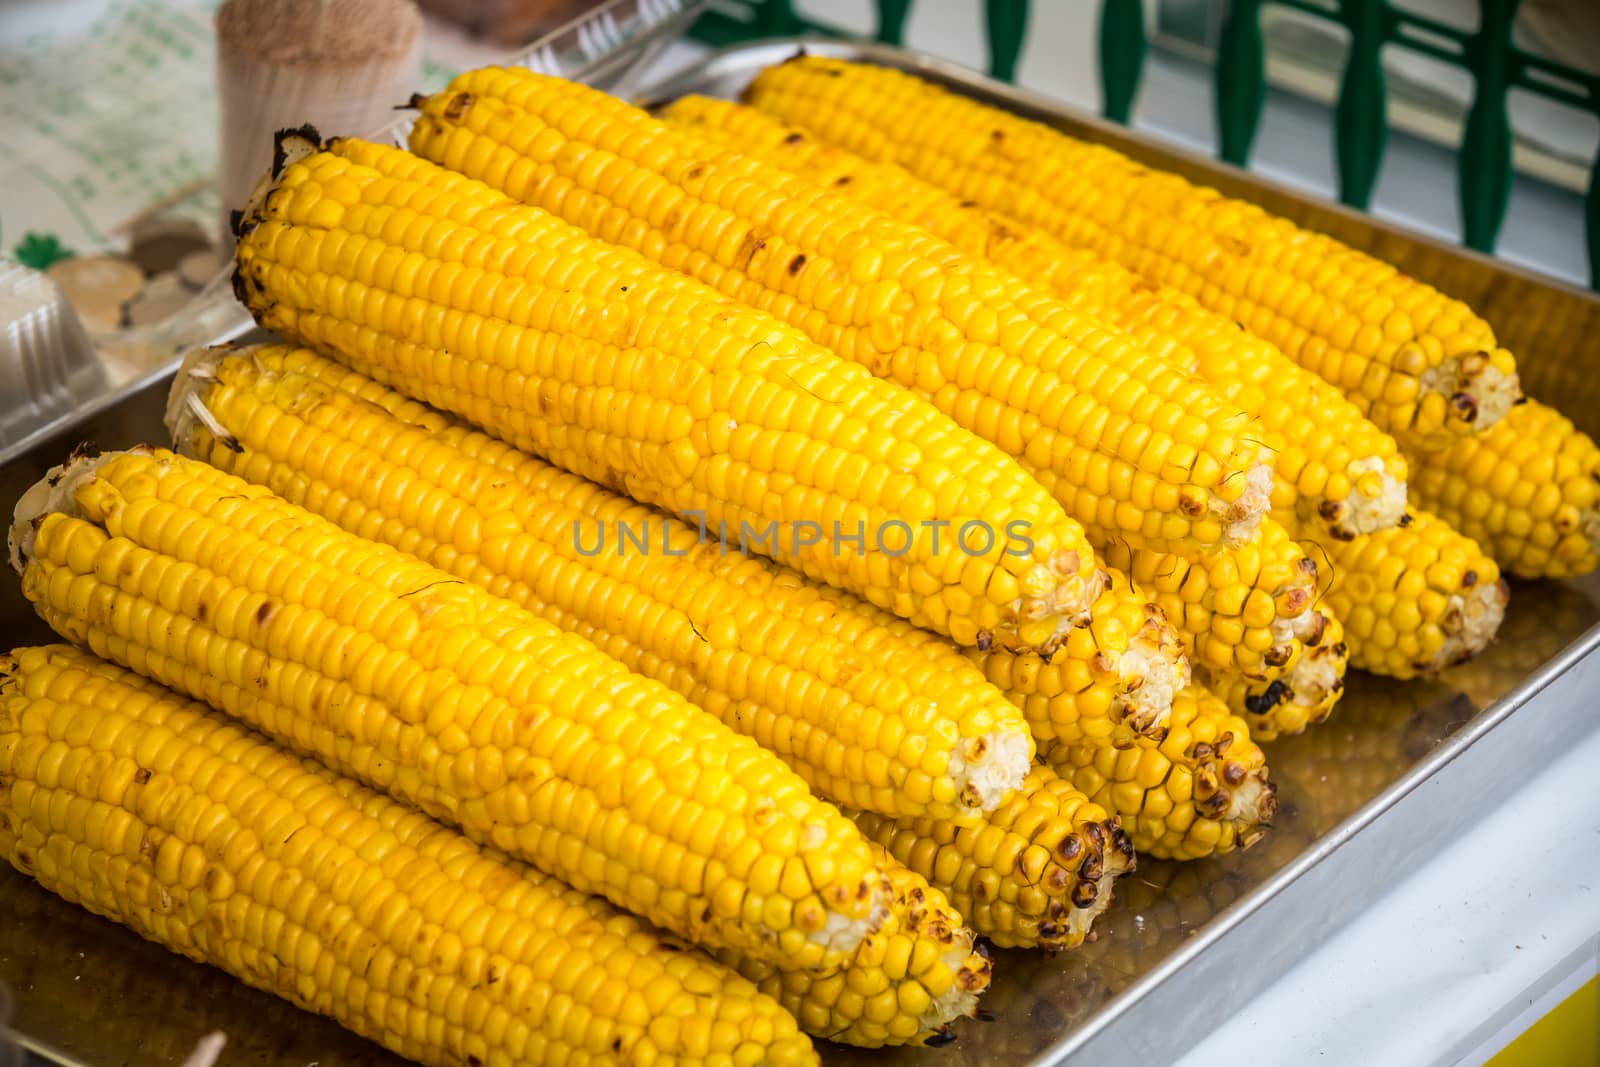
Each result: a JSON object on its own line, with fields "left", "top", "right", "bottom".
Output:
{"left": 688, "top": 0, "right": 1600, "bottom": 289}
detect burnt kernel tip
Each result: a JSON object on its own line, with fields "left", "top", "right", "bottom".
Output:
{"left": 1244, "top": 679, "right": 1289, "bottom": 716}
{"left": 1400, "top": 512, "right": 1416, "bottom": 527}
{"left": 405, "top": 92, "right": 428, "bottom": 109}
{"left": 976, "top": 630, "right": 994, "bottom": 652}
{"left": 784, "top": 131, "right": 805, "bottom": 144}
{"left": 271, "top": 125, "right": 323, "bottom": 177}
{"left": 444, "top": 92, "right": 475, "bottom": 121}
{"left": 924, "top": 1030, "right": 958, "bottom": 1048}
{"left": 1462, "top": 569, "right": 1478, "bottom": 587}
{"left": 1514, "top": 395, "right": 1529, "bottom": 405}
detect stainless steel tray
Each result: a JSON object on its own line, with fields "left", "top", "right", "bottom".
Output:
{"left": 4, "top": 35, "right": 1600, "bottom": 1067}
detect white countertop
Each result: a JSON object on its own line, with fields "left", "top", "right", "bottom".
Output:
{"left": 1171, "top": 714, "right": 1600, "bottom": 1067}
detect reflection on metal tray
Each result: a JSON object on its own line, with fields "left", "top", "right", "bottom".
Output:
{"left": 4, "top": 35, "right": 1600, "bottom": 1067}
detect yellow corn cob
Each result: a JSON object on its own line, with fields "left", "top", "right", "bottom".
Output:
{"left": 0, "top": 644, "right": 821, "bottom": 1067}
{"left": 1097, "top": 517, "right": 1319, "bottom": 682}
{"left": 232, "top": 134, "right": 1102, "bottom": 655}
{"left": 967, "top": 571, "right": 1189, "bottom": 745}
{"left": 1291, "top": 508, "right": 1509, "bottom": 678}
{"left": 1408, "top": 399, "right": 1600, "bottom": 579}
{"left": 746, "top": 55, "right": 1522, "bottom": 448}
{"left": 1198, "top": 603, "right": 1348, "bottom": 741}
{"left": 408, "top": 68, "right": 1275, "bottom": 557}
{"left": 9, "top": 449, "right": 893, "bottom": 971}
{"left": 1044, "top": 685, "right": 1276, "bottom": 861}
{"left": 714, "top": 849, "right": 991, "bottom": 1047}
{"left": 169, "top": 342, "right": 1035, "bottom": 824}
{"left": 662, "top": 94, "right": 1407, "bottom": 540}
{"left": 845, "top": 766, "right": 1132, "bottom": 950}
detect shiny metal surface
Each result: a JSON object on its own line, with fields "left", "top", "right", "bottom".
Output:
{"left": 4, "top": 35, "right": 1600, "bottom": 1067}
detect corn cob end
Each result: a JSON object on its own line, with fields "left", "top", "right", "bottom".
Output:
{"left": 950, "top": 729, "right": 1036, "bottom": 813}
{"left": 8, "top": 446, "right": 123, "bottom": 576}
{"left": 1064, "top": 821, "right": 1137, "bottom": 944}
{"left": 1417, "top": 347, "right": 1521, "bottom": 439}
{"left": 1583, "top": 508, "right": 1600, "bottom": 570}
{"left": 1042, "top": 684, "right": 1277, "bottom": 862}
{"left": 1435, "top": 571, "right": 1511, "bottom": 671}
{"left": 1316, "top": 455, "right": 1407, "bottom": 540}
{"left": 1115, "top": 600, "right": 1192, "bottom": 737}
{"left": 997, "top": 563, "right": 1110, "bottom": 657}
{"left": 1218, "top": 460, "right": 1277, "bottom": 547}
{"left": 162, "top": 344, "right": 236, "bottom": 447}
{"left": 1205, "top": 605, "right": 1349, "bottom": 740}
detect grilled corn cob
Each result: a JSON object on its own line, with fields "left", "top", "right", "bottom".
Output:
{"left": 715, "top": 849, "right": 991, "bottom": 1047}
{"left": 1293, "top": 508, "right": 1509, "bottom": 678}
{"left": 662, "top": 94, "right": 1407, "bottom": 539}
{"left": 169, "top": 342, "right": 1034, "bottom": 823}
{"left": 0, "top": 644, "right": 821, "bottom": 1067}
{"left": 9, "top": 449, "right": 892, "bottom": 970}
{"left": 968, "top": 572, "right": 1189, "bottom": 745}
{"left": 1044, "top": 685, "right": 1276, "bottom": 861}
{"left": 1097, "top": 518, "right": 1319, "bottom": 681}
{"left": 1408, "top": 399, "right": 1600, "bottom": 579}
{"left": 1198, "top": 603, "right": 1347, "bottom": 740}
{"left": 408, "top": 68, "right": 1274, "bottom": 557}
{"left": 846, "top": 766, "right": 1132, "bottom": 950}
{"left": 746, "top": 55, "right": 1522, "bottom": 447}
{"left": 232, "top": 133, "right": 1102, "bottom": 655}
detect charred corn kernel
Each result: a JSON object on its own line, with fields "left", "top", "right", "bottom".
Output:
{"left": 9, "top": 449, "right": 890, "bottom": 971}
{"left": 410, "top": 68, "right": 1273, "bottom": 557}
{"left": 845, "top": 766, "right": 1132, "bottom": 950}
{"left": 663, "top": 94, "right": 1406, "bottom": 540}
{"left": 169, "top": 343, "right": 1035, "bottom": 824}
{"left": 1288, "top": 508, "right": 1509, "bottom": 678}
{"left": 1098, "top": 518, "right": 1320, "bottom": 683}
{"left": 967, "top": 571, "right": 1189, "bottom": 745}
{"left": 1044, "top": 685, "right": 1276, "bottom": 861}
{"left": 747, "top": 55, "right": 1522, "bottom": 448}
{"left": 1408, "top": 399, "right": 1600, "bottom": 579}
{"left": 714, "top": 848, "right": 991, "bottom": 1047}
{"left": 0, "top": 645, "right": 820, "bottom": 1067}
{"left": 231, "top": 134, "right": 1097, "bottom": 656}
{"left": 1198, "top": 605, "right": 1348, "bottom": 741}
